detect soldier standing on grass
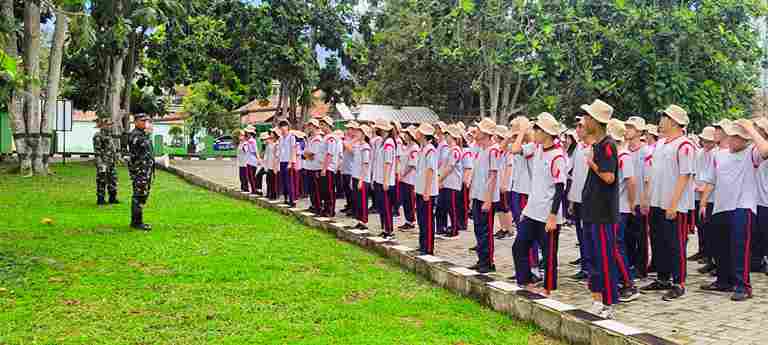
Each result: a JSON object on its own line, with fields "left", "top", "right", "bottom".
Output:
{"left": 93, "top": 118, "right": 120, "bottom": 205}
{"left": 128, "top": 114, "right": 154, "bottom": 231}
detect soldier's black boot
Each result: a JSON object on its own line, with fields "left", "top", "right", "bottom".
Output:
{"left": 97, "top": 196, "right": 107, "bottom": 205}
{"left": 130, "top": 200, "right": 151, "bottom": 231}
{"left": 109, "top": 193, "right": 120, "bottom": 204}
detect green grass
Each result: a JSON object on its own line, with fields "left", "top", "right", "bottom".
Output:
{"left": 162, "top": 146, "right": 236, "bottom": 158}
{"left": 0, "top": 163, "right": 556, "bottom": 345}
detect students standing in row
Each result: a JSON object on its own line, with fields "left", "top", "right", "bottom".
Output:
{"left": 469, "top": 118, "right": 501, "bottom": 273}
{"left": 414, "top": 123, "right": 439, "bottom": 254}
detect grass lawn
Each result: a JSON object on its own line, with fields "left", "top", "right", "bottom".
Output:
{"left": 0, "top": 162, "right": 559, "bottom": 345}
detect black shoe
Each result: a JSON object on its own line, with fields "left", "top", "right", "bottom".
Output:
{"left": 369, "top": 208, "right": 378, "bottom": 214}
{"left": 687, "top": 252, "right": 704, "bottom": 261}
{"left": 493, "top": 230, "right": 509, "bottom": 239}
{"left": 108, "top": 195, "right": 120, "bottom": 204}
{"left": 469, "top": 246, "right": 477, "bottom": 252}
{"left": 287, "top": 202, "right": 296, "bottom": 208}
{"left": 97, "top": 197, "right": 107, "bottom": 206}
{"left": 640, "top": 280, "right": 673, "bottom": 292}
{"left": 619, "top": 286, "right": 641, "bottom": 302}
{"left": 698, "top": 262, "right": 717, "bottom": 274}
{"left": 131, "top": 223, "right": 152, "bottom": 231}
{"left": 569, "top": 258, "right": 582, "bottom": 266}
{"left": 477, "top": 265, "right": 496, "bottom": 273}
{"left": 700, "top": 282, "right": 734, "bottom": 292}
{"left": 530, "top": 272, "right": 542, "bottom": 284}
{"left": 353, "top": 223, "right": 368, "bottom": 230}
{"left": 662, "top": 286, "right": 685, "bottom": 301}
{"left": 469, "top": 263, "right": 481, "bottom": 270}
{"left": 731, "top": 291, "right": 752, "bottom": 301}
{"left": 398, "top": 223, "right": 415, "bottom": 230}
{"left": 379, "top": 232, "right": 395, "bottom": 239}
{"left": 570, "top": 271, "right": 588, "bottom": 280}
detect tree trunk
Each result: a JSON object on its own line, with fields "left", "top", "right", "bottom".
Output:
{"left": 21, "top": 0, "right": 42, "bottom": 176}
{"left": 479, "top": 87, "right": 486, "bottom": 120}
{"left": 500, "top": 76, "right": 512, "bottom": 124}
{"left": 42, "top": 10, "right": 69, "bottom": 173}
{"left": 2, "top": 0, "right": 23, "bottom": 168}
{"left": 109, "top": 52, "right": 126, "bottom": 135}
{"left": 488, "top": 68, "right": 501, "bottom": 123}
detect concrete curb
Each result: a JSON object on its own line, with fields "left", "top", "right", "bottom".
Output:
{"left": 159, "top": 163, "right": 680, "bottom": 345}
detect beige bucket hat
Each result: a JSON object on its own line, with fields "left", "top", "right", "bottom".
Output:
{"left": 321, "top": 116, "right": 334, "bottom": 127}
{"left": 291, "top": 130, "right": 306, "bottom": 139}
{"left": 713, "top": 118, "right": 732, "bottom": 128}
{"left": 607, "top": 119, "right": 626, "bottom": 142}
{"left": 698, "top": 126, "right": 716, "bottom": 142}
{"left": 494, "top": 125, "right": 509, "bottom": 137}
{"left": 662, "top": 105, "right": 689, "bottom": 126}
{"left": 259, "top": 132, "right": 270, "bottom": 140}
{"left": 646, "top": 124, "right": 659, "bottom": 137}
{"left": 625, "top": 116, "right": 647, "bottom": 131}
{"left": 533, "top": 112, "right": 562, "bottom": 136}
{"left": 477, "top": 118, "right": 497, "bottom": 136}
{"left": 755, "top": 117, "right": 768, "bottom": 133}
{"left": 446, "top": 124, "right": 463, "bottom": 139}
{"left": 456, "top": 121, "right": 466, "bottom": 131}
{"left": 724, "top": 119, "right": 753, "bottom": 140}
{"left": 374, "top": 118, "right": 394, "bottom": 131}
{"left": 307, "top": 119, "right": 321, "bottom": 128}
{"left": 345, "top": 120, "right": 360, "bottom": 129}
{"left": 417, "top": 123, "right": 436, "bottom": 136}
{"left": 580, "top": 99, "right": 614, "bottom": 124}
{"left": 360, "top": 125, "right": 374, "bottom": 138}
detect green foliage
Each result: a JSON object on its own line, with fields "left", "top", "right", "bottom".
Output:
{"left": 129, "top": 86, "right": 167, "bottom": 117}
{"left": 168, "top": 125, "right": 183, "bottom": 138}
{"left": 182, "top": 80, "right": 241, "bottom": 138}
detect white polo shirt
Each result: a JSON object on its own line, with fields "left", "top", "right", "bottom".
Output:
{"left": 278, "top": 133, "right": 295, "bottom": 163}
{"left": 522, "top": 143, "right": 567, "bottom": 224}
{"left": 758, "top": 160, "right": 768, "bottom": 208}
{"left": 702, "top": 145, "right": 764, "bottom": 215}
{"left": 629, "top": 143, "right": 651, "bottom": 206}
{"left": 567, "top": 144, "right": 590, "bottom": 203}
{"left": 649, "top": 136, "right": 695, "bottom": 212}
{"left": 373, "top": 138, "right": 397, "bottom": 186}
{"left": 443, "top": 146, "right": 463, "bottom": 191}
{"left": 401, "top": 143, "right": 419, "bottom": 186}
{"left": 322, "top": 135, "right": 340, "bottom": 172}
{"left": 415, "top": 143, "right": 439, "bottom": 197}
{"left": 694, "top": 147, "right": 714, "bottom": 201}
{"left": 618, "top": 149, "right": 635, "bottom": 214}
{"left": 306, "top": 135, "right": 324, "bottom": 171}
{"left": 341, "top": 138, "right": 354, "bottom": 175}
{"left": 351, "top": 142, "right": 372, "bottom": 183}
{"left": 512, "top": 151, "right": 532, "bottom": 196}
{"left": 470, "top": 144, "right": 501, "bottom": 202}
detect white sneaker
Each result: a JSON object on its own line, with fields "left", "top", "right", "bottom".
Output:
{"left": 588, "top": 301, "right": 603, "bottom": 315}
{"left": 598, "top": 305, "right": 616, "bottom": 319}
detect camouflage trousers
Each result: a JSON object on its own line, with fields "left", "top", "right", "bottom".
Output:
{"left": 131, "top": 171, "right": 153, "bottom": 219}
{"left": 96, "top": 166, "right": 118, "bottom": 198}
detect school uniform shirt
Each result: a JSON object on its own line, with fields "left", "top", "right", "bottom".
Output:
{"left": 582, "top": 136, "right": 619, "bottom": 225}
{"left": 373, "top": 138, "right": 397, "bottom": 186}
{"left": 351, "top": 143, "right": 373, "bottom": 183}
{"left": 322, "top": 135, "right": 341, "bottom": 172}
{"left": 512, "top": 153, "right": 532, "bottom": 195}
{"left": 237, "top": 141, "right": 249, "bottom": 167}
{"left": 503, "top": 151, "right": 516, "bottom": 191}
{"left": 294, "top": 142, "right": 303, "bottom": 170}
{"left": 629, "top": 143, "right": 651, "bottom": 206}
{"left": 397, "top": 138, "right": 406, "bottom": 175}
{"left": 248, "top": 138, "right": 261, "bottom": 167}
{"left": 306, "top": 135, "right": 324, "bottom": 170}
{"left": 649, "top": 135, "right": 695, "bottom": 213}
{"left": 470, "top": 144, "right": 501, "bottom": 202}
{"left": 462, "top": 148, "right": 476, "bottom": 179}
{"left": 443, "top": 145, "right": 463, "bottom": 191}
{"left": 278, "top": 133, "right": 296, "bottom": 163}
{"left": 701, "top": 145, "right": 764, "bottom": 215}
{"left": 758, "top": 160, "right": 768, "bottom": 207}
{"left": 438, "top": 140, "right": 450, "bottom": 169}
{"left": 341, "top": 138, "right": 354, "bottom": 175}
{"left": 415, "top": 143, "right": 439, "bottom": 196}
{"left": 263, "top": 143, "right": 274, "bottom": 170}
{"left": 567, "top": 144, "right": 590, "bottom": 203}
{"left": 521, "top": 143, "right": 567, "bottom": 224}
{"left": 694, "top": 147, "right": 714, "bottom": 201}
{"left": 402, "top": 143, "right": 420, "bottom": 185}
{"left": 618, "top": 149, "right": 635, "bottom": 214}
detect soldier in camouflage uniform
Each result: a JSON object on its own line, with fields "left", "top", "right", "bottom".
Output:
{"left": 93, "top": 118, "right": 120, "bottom": 205}
{"left": 128, "top": 114, "right": 155, "bottom": 231}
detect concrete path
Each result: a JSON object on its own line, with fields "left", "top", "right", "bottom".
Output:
{"left": 171, "top": 160, "right": 768, "bottom": 345}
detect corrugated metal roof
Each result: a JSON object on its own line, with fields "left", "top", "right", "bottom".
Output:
{"left": 338, "top": 104, "right": 439, "bottom": 124}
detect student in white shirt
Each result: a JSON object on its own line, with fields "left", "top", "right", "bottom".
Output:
{"left": 350, "top": 123, "right": 372, "bottom": 229}
{"left": 265, "top": 130, "right": 280, "bottom": 200}
{"left": 459, "top": 132, "right": 475, "bottom": 231}
{"left": 237, "top": 129, "right": 251, "bottom": 193}
{"left": 277, "top": 119, "right": 297, "bottom": 207}
{"left": 469, "top": 118, "right": 501, "bottom": 273}
{"left": 414, "top": 123, "right": 439, "bottom": 254}
{"left": 254, "top": 132, "right": 269, "bottom": 196}
{"left": 319, "top": 117, "right": 340, "bottom": 217}
{"left": 510, "top": 113, "right": 566, "bottom": 296}
{"left": 372, "top": 119, "right": 398, "bottom": 238}
{"left": 398, "top": 126, "right": 420, "bottom": 230}
{"left": 699, "top": 119, "right": 768, "bottom": 301}
{"left": 624, "top": 116, "right": 652, "bottom": 279}
{"left": 753, "top": 118, "right": 768, "bottom": 274}
{"left": 437, "top": 125, "right": 465, "bottom": 238}
{"left": 640, "top": 105, "right": 695, "bottom": 301}
{"left": 494, "top": 125, "right": 515, "bottom": 240}
{"left": 609, "top": 120, "right": 641, "bottom": 302}
{"left": 303, "top": 119, "right": 324, "bottom": 213}
{"left": 691, "top": 127, "right": 717, "bottom": 267}
{"left": 567, "top": 117, "right": 592, "bottom": 280}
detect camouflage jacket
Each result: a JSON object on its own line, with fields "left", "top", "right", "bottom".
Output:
{"left": 128, "top": 128, "right": 154, "bottom": 176}
{"left": 93, "top": 130, "right": 117, "bottom": 168}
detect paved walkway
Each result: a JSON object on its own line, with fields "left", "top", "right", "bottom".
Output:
{"left": 171, "top": 160, "right": 768, "bottom": 345}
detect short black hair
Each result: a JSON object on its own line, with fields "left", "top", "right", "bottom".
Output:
{"left": 278, "top": 120, "right": 290, "bottom": 127}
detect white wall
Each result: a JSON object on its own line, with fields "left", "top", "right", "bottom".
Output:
{"left": 56, "top": 121, "right": 180, "bottom": 153}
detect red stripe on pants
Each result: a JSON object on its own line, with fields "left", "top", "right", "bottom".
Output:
{"left": 427, "top": 198, "right": 433, "bottom": 253}
{"left": 599, "top": 225, "right": 613, "bottom": 304}
{"left": 547, "top": 229, "right": 555, "bottom": 291}
{"left": 450, "top": 190, "right": 458, "bottom": 236}
{"left": 745, "top": 212, "right": 753, "bottom": 293}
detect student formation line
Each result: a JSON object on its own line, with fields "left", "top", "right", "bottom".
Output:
{"left": 232, "top": 100, "right": 768, "bottom": 319}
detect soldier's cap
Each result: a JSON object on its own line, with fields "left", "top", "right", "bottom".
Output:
{"left": 95, "top": 118, "right": 113, "bottom": 128}
{"left": 133, "top": 113, "right": 150, "bottom": 121}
